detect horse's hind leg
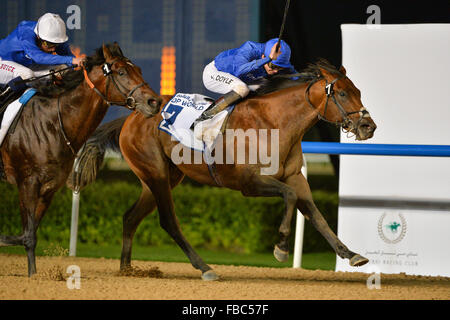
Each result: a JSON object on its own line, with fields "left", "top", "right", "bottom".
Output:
{"left": 241, "top": 173, "right": 298, "bottom": 263}
{"left": 286, "top": 173, "right": 368, "bottom": 267}
{"left": 121, "top": 184, "right": 157, "bottom": 269}
{"left": 0, "top": 235, "right": 23, "bottom": 246}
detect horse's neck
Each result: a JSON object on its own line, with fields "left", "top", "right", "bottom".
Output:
{"left": 250, "top": 84, "right": 321, "bottom": 141}
{"left": 60, "top": 81, "right": 109, "bottom": 151}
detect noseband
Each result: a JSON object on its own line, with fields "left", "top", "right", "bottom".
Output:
{"left": 305, "top": 76, "right": 370, "bottom": 132}
{"left": 83, "top": 59, "right": 147, "bottom": 110}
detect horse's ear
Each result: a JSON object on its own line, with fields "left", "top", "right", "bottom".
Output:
{"left": 102, "top": 44, "right": 113, "bottom": 62}
{"left": 339, "top": 66, "right": 347, "bottom": 75}
{"left": 113, "top": 41, "right": 124, "bottom": 57}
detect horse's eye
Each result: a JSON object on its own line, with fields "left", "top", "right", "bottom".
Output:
{"left": 119, "top": 70, "right": 126, "bottom": 76}
{"left": 339, "top": 91, "right": 346, "bottom": 97}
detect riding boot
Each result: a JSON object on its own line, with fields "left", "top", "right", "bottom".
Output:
{"left": 192, "top": 91, "right": 242, "bottom": 129}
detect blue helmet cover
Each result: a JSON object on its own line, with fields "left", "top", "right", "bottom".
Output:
{"left": 264, "top": 38, "right": 292, "bottom": 68}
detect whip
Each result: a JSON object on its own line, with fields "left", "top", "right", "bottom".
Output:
{"left": 276, "top": 0, "right": 291, "bottom": 51}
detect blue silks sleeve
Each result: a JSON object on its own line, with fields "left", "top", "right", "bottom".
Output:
{"left": 234, "top": 56, "right": 272, "bottom": 78}
{"left": 22, "top": 39, "right": 73, "bottom": 66}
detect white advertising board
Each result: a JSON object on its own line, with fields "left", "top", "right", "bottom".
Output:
{"left": 336, "top": 24, "right": 450, "bottom": 277}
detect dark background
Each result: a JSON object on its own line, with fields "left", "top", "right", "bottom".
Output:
{"left": 260, "top": 0, "right": 450, "bottom": 173}
{"left": 261, "top": 0, "right": 450, "bottom": 70}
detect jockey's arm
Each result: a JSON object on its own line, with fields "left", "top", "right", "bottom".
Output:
{"left": 234, "top": 55, "right": 271, "bottom": 78}
{"left": 22, "top": 39, "right": 74, "bottom": 66}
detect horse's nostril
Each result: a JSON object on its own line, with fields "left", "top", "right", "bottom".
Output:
{"left": 359, "top": 123, "right": 376, "bottom": 136}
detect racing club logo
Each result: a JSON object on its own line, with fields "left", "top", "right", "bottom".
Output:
{"left": 377, "top": 212, "right": 407, "bottom": 244}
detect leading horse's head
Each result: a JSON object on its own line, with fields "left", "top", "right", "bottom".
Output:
{"left": 91, "top": 43, "right": 162, "bottom": 117}
{"left": 306, "top": 59, "right": 377, "bottom": 140}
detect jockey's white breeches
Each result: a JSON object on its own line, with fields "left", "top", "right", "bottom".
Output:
{"left": 0, "top": 57, "right": 65, "bottom": 86}
{"left": 202, "top": 61, "right": 251, "bottom": 98}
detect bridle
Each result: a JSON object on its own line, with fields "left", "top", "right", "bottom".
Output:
{"left": 305, "top": 75, "right": 370, "bottom": 133}
{"left": 83, "top": 58, "right": 147, "bottom": 110}
{"left": 57, "top": 58, "right": 147, "bottom": 156}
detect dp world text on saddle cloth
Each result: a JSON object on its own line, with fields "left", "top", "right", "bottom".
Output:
{"left": 159, "top": 93, "right": 281, "bottom": 176}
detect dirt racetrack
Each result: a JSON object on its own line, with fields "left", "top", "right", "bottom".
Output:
{"left": 0, "top": 253, "right": 448, "bottom": 300}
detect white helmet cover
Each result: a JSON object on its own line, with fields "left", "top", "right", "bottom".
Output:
{"left": 34, "top": 13, "right": 68, "bottom": 43}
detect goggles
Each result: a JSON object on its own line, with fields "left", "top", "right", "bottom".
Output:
{"left": 268, "top": 62, "right": 285, "bottom": 71}
{"left": 41, "top": 40, "right": 58, "bottom": 49}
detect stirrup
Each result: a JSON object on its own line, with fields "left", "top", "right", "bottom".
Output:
{"left": 190, "top": 113, "right": 212, "bottom": 130}
{"left": 190, "top": 90, "right": 240, "bottom": 130}
{"left": 0, "top": 86, "right": 12, "bottom": 98}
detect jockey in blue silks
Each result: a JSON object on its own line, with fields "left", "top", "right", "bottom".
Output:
{"left": 197, "top": 38, "right": 299, "bottom": 121}
{"left": 0, "top": 13, "right": 83, "bottom": 102}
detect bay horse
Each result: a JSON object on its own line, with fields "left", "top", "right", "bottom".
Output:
{"left": 72, "top": 59, "right": 376, "bottom": 280}
{"left": 0, "top": 43, "right": 162, "bottom": 277}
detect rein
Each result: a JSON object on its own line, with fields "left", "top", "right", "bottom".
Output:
{"left": 305, "top": 76, "right": 370, "bottom": 132}
{"left": 14, "top": 65, "right": 77, "bottom": 85}
{"left": 57, "top": 94, "right": 76, "bottom": 156}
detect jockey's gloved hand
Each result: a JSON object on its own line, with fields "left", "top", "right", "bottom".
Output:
{"left": 72, "top": 57, "right": 84, "bottom": 67}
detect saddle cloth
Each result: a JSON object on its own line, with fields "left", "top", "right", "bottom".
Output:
{"left": 158, "top": 93, "right": 233, "bottom": 152}
{"left": 0, "top": 88, "right": 37, "bottom": 146}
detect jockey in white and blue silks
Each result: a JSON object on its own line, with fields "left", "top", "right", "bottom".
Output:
{"left": 198, "top": 38, "right": 299, "bottom": 121}
{"left": 0, "top": 13, "right": 83, "bottom": 102}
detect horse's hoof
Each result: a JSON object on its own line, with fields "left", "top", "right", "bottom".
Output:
{"left": 201, "top": 270, "right": 219, "bottom": 281}
{"left": 120, "top": 264, "right": 131, "bottom": 271}
{"left": 273, "top": 245, "right": 289, "bottom": 262}
{"left": 350, "top": 254, "right": 369, "bottom": 267}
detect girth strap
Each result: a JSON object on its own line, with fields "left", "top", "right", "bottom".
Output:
{"left": 204, "top": 145, "right": 224, "bottom": 187}
{"left": 203, "top": 105, "right": 236, "bottom": 187}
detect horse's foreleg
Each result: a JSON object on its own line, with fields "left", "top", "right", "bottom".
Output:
{"left": 121, "top": 185, "right": 157, "bottom": 269}
{"left": 121, "top": 165, "right": 185, "bottom": 270}
{"left": 148, "top": 177, "right": 218, "bottom": 281}
{"left": 241, "top": 174, "right": 298, "bottom": 262}
{"left": 286, "top": 173, "right": 368, "bottom": 267}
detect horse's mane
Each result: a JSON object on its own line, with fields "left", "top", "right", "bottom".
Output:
{"left": 250, "top": 58, "right": 344, "bottom": 97}
{"left": 33, "top": 43, "right": 125, "bottom": 97}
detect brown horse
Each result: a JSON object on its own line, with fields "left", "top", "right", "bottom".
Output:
{"left": 73, "top": 59, "right": 376, "bottom": 280}
{"left": 0, "top": 43, "right": 162, "bottom": 276}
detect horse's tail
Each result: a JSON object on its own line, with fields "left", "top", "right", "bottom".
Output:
{"left": 66, "top": 116, "right": 127, "bottom": 191}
